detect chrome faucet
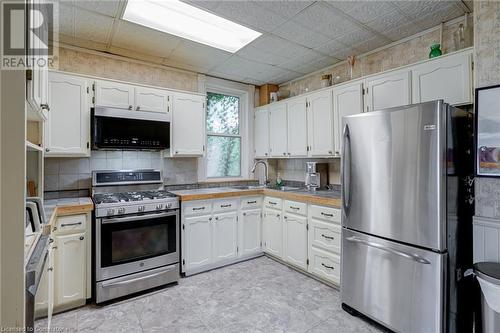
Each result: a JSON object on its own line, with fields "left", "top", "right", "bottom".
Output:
{"left": 251, "top": 160, "right": 269, "bottom": 186}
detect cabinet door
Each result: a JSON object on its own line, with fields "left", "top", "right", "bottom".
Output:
{"left": 366, "top": 70, "right": 411, "bottom": 112}
{"left": 284, "top": 214, "right": 308, "bottom": 270}
{"left": 333, "top": 81, "right": 364, "bottom": 155}
{"left": 307, "top": 90, "right": 334, "bottom": 157}
{"left": 254, "top": 107, "right": 269, "bottom": 158}
{"left": 213, "top": 212, "right": 238, "bottom": 262}
{"left": 412, "top": 52, "right": 472, "bottom": 105}
{"left": 184, "top": 215, "right": 212, "bottom": 271}
{"left": 95, "top": 80, "right": 134, "bottom": 110}
{"left": 54, "top": 233, "right": 86, "bottom": 307}
{"left": 47, "top": 244, "right": 54, "bottom": 329}
{"left": 172, "top": 93, "right": 205, "bottom": 156}
{"left": 45, "top": 72, "right": 90, "bottom": 156}
{"left": 263, "top": 208, "right": 283, "bottom": 258}
{"left": 34, "top": 242, "right": 54, "bottom": 325}
{"left": 134, "top": 86, "right": 171, "bottom": 113}
{"left": 240, "top": 209, "right": 262, "bottom": 256}
{"left": 269, "top": 103, "right": 288, "bottom": 158}
{"left": 287, "top": 97, "right": 308, "bottom": 157}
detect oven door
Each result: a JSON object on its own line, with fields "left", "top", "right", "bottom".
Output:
{"left": 96, "top": 210, "right": 179, "bottom": 281}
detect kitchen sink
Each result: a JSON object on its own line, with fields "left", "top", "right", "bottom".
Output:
{"left": 274, "top": 186, "right": 301, "bottom": 191}
{"left": 230, "top": 185, "right": 267, "bottom": 190}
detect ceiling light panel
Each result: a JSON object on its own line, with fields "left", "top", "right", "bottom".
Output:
{"left": 123, "top": 0, "right": 262, "bottom": 53}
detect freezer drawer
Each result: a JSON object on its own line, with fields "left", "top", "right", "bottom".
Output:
{"left": 341, "top": 229, "right": 446, "bottom": 333}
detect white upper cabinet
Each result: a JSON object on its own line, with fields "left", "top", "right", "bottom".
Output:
{"left": 287, "top": 96, "right": 308, "bottom": 157}
{"left": 171, "top": 92, "right": 205, "bottom": 156}
{"left": 44, "top": 72, "right": 90, "bottom": 157}
{"left": 333, "top": 81, "right": 364, "bottom": 155}
{"left": 269, "top": 103, "right": 288, "bottom": 158}
{"left": 365, "top": 70, "right": 411, "bottom": 112}
{"left": 95, "top": 80, "right": 134, "bottom": 110}
{"left": 307, "top": 90, "right": 334, "bottom": 157}
{"left": 254, "top": 107, "right": 270, "bottom": 158}
{"left": 134, "top": 86, "right": 171, "bottom": 113}
{"left": 412, "top": 51, "right": 472, "bottom": 105}
{"left": 212, "top": 212, "right": 238, "bottom": 263}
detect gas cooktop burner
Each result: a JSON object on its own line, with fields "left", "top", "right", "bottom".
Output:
{"left": 93, "top": 190, "right": 177, "bottom": 205}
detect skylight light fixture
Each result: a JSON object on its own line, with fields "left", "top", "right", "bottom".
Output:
{"left": 123, "top": 0, "right": 262, "bottom": 53}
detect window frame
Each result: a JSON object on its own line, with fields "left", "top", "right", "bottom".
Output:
{"left": 198, "top": 78, "right": 252, "bottom": 182}
{"left": 205, "top": 91, "right": 242, "bottom": 179}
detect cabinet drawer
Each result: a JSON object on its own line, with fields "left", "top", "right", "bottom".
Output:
{"left": 183, "top": 201, "right": 212, "bottom": 216}
{"left": 264, "top": 197, "right": 282, "bottom": 209}
{"left": 310, "top": 219, "right": 341, "bottom": 254}
{"left": 309, "top": 247, "right": 340, "bottom": 285}
{"left": 284, "top": 200, "right": 307, "bottom": 216}
{"left": 240, "top": 196, "right": 262, "bottom": 210}
{"left": 54, "top": 214, "right": 86, "bottom": 234}
{"left": 213, "top": 198, "right": 238, "bottom": 213}
{"left": 310, "top": 205, "right": 340, "bottom": 224}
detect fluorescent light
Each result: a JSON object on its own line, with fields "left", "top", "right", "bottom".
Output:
{"left": 123, "top": 0, "right": 262, "bottom": 53}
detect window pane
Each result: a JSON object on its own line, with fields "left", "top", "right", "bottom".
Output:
{"left": 206, "top": 92, "right": 239, "bottom": 135}
{"left": 207, "top": 136, "right": 241, "bottom": 178}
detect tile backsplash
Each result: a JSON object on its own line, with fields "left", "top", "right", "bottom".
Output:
{"left": 267, "top": 158, "right": 341, "bottom": 185}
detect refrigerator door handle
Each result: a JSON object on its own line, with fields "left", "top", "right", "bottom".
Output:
{"left": 341, "top": 124, "right": 351, "bottom": 213}
{"left": 345, "top": 236, "right": 431, "bottom": 264}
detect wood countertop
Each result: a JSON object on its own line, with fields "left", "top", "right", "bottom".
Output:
{"left": 170, "top": 188, "right": 341, "bottom": 208}
{"left": 43, "top": 197, "right": 94, "bottom": 234}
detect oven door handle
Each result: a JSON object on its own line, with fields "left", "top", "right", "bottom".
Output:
{"left": 101, "top": 211, "right": 178, "bottom": 224}
{"left": 101, "top": 265, "right": 177, "bottom": 288}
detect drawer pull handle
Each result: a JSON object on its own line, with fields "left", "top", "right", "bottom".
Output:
{"left": 61, "top": 222, "right": 82, "bottom": 227}
{"left": 321, "top": 263, "right": 335, "bottom": 270}
{"left": 193, "top": 207, "right": 205, "bottom": 211}
{"left": 290, "top": 206, "right": 300, "bottom": 210}
{"left": 220, "top": 204, "right": 232, "bottom": 208}
{"left": 321, "top": 234, "right": 335, "bottom": 240}
{"left": 321, "top": 212, "right": 334, "bottom": 217}
{"left": 247, "top": 201, "right": 257, "bottom": 204}
{"left": 269, "top": 202, "right": 277, "bottom": 205}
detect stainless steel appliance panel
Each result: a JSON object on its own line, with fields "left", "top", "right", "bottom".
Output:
{"left": 341, "top": 228, "right": 446, "bottom": 333}
{"left": 342, "top": 101, "right": 447, "bottom": 251}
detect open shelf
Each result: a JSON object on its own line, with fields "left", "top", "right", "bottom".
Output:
{"left": 26, "top": 140, "right": 43, "bottom": 152}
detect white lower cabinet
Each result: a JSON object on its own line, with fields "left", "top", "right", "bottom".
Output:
{"left": 239, "top": 209, "right": 262, "bottom": 257}
{"left": 283, "top": 213, "right": 308, "bottom": 270}
{"left": 308, "top": 247, "right": 341, "bottom": 285}
{"left": 263, "top": 208, "right": 283, "bottom": 258}
{"left": 54, "top": 232, "right": 86, "bottom": 308}
{"left": 213, "top": 212, "right": 238, "bottom": 263}
{"left": 34, "top": 242, "right": 55, "bottom": 325}
{"left": 182, "top": 198, "right": 262, "bottom": 275}
{"left": 184, "top": 214, "right": 212, "bottom": 271}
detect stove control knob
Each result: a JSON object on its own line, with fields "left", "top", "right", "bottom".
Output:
{"left": 107, "top": 209, "right": 115, "bottom": 216}
{"left": 138, "top": 205, "right": 146, "bottom": 212}
{"left": 166, "top": 203, "right": 172, "bottom": 209}
{"left": 156, "top": 204, "right": 164, "bottom": 210}
{"left": 117, "top": 208, "right": 126, "bottom": 215}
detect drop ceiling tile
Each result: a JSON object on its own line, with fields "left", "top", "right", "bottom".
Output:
{"left": 181, "top": 0, "right": 222, "bottom": 12}
{"left": 279, "top": 50, "right": 334, "bottom": 74}
{"left": 207, "top": 71, "right": 247, "bottom": 84}
{"left": 111, "top": 21, "right": 182, "bottom": 58}
{"left": 59, "top": 34, "right": 108, "bottom": 52}
{"left": 383, "top": 21, "right": 429, "bottom": 42}
{"left": 74, "top": 8, "right": 114, "bottom": 43}
{"left": 255, "top": 1, "right": 314, "bottom": 20}
{"left": 335, "top": 28, "right": 378, "bottom": 48}
{"left": 365, "top": 9, "right": 411, "bottom": 34}
{"left": 315, "top": 38, "right": 351, "bottom": 59}
{"left": 353, "top": 36, "right": 389, "bottom": 54}
{"left": 291, "top": 2, "right": 360, "bottom": 39}
{"left": 237, "top": 45, "right": 291, "bottom": 66}
{"left": 73, "top": 0, "right": 122, "bottom": 17}
{"left": 327, "top": 1, "right": 399, "bottom": 24}
{"left": 268, "top": 70, "right": 304, "bottom": 85}
{"left": 210, "top": 55, "right": 278, "bottom": 79}
{"left": 394, "top": 1, "right": 464, "bottom": 21}
{"left": 248, "top": 34, "right": 311, "bottom": 59}
{"left": 57, "top": 3, "right": 75, "bottom": 37}
{"left": 294, "top": 55, "right": 339, "bottom": 74}
{"left": 167, "top": 40, "right": 233, "bottom": 71}
{"left": 209, "top": 1, "right": 288, "bottom": 33}
{"left": 415, "top": 4, "right": 465, "bottom": 30}
{"left": 106, "top": 45, "right": 166, "bottom": 65}
{"left": 273, "top": 21, "right": 331, "bottom": 48}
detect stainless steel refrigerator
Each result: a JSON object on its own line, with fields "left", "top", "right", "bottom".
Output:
{"left": 340, "top": 101, "right": 474, "bottom": 333}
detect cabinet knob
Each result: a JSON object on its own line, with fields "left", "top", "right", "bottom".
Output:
{"left": 136, "top": 106, "right": 141, "bottom": 111}
{"left": 215, "top": 216, "right": 219, "bottom": 220}
{"left": 328, "top": 151, "right": 333, "bottom": 154}
{"left": 209, "top": 217, "right": 212, "bottom": 221}
{"left": 128, "top": 105, "right": 133, "bottom": 110}
{"left": 40, "top": 103, "right": 50, "bottom": 111}
{"left": 283, "top": 152, "right": 286, "bottom": 156}
{"left": 265, "top": 153, "right": 268, "bottom": 156}
{"left": 175, "top": 151, "right": 179, "bottom": 154}
{"left": 79, "top": 236, "right": 84, "bottom": 241}
{"left": 243, "top": 212, "right": 246, "bottom": 216}
{"left": 47, "top": 267, "right": 53, "bottom": 272}
{"left": 335, "top": 151, "right": 339, "bottom": 155}
{"left": 45, "top": 148, "right": 50, "bottom": 152}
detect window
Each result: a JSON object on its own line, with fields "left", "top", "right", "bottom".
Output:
{"left": 206, "top": 92, "right": 241, "bottom": 178}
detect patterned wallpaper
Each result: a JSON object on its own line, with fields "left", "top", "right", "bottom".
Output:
{"left": 474, "top": 1, "right": 500, "bottom": 220}
{"left": 280, "top": 16, "right": 473, "bottom": 96}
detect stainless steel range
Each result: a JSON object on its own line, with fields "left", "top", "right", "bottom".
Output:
{"left": 92, "top": 169, "right": 179, "bottom": 304}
